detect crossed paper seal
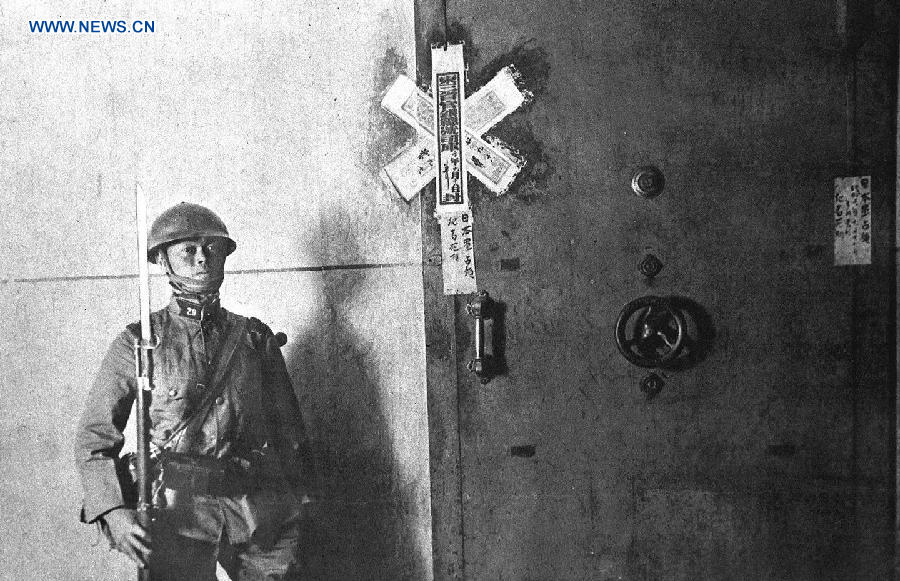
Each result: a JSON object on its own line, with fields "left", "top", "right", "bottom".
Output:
{"left": 380, "top": 65, "right": 532, "bottom": 202}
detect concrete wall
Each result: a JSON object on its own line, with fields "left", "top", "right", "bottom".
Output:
{"left": 0, "top": 2, "right": 431, "bottom": 580}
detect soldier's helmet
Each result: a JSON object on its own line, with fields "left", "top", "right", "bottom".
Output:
{"left": 147, "top": 202, "right": 236, "bottom": 264}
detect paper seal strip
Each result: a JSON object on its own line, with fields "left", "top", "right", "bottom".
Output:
{"left": 439, "top": 210, "right": 478, "bottom": 295}
{"left": 432, "top": 44, "right": 468, "bottom": 214}
{"left": 380, "top": 135, "right": 435, "bottom": 202}
{"left": 464, "top": 65, "right": 530, "bottom": 135}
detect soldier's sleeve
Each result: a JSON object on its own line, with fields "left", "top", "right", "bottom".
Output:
{"left": 74, "top": 327, "right": 138, "bottom": 524}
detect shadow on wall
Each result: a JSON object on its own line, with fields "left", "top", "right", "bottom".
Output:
{"left": 286, "top": 205, "right": 428, "bottom": 580}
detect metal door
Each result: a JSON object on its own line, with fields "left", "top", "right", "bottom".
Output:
{"left": 419, "top": 1, "right": 897, "bottom": 580}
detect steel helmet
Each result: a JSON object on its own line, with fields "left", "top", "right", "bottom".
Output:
{"left": 147, "top": 202, "right": 236, "bottom": 263}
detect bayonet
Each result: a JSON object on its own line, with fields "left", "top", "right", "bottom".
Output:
{"left": 133, "top": 182, "right": 155, "bottom": 581}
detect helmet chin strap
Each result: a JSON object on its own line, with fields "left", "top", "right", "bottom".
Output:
{"left": 157, "top": 250, "right": 224, "bottom": 298}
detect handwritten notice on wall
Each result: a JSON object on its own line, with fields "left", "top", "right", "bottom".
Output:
{"left": 834, "top": 176, "right": 872, "bottom": 266}
{"left": 439, "top": 210, "right": 477, "bottom": 294}
{"left": 432, "top": 44, "right": 468, "bottom": 214}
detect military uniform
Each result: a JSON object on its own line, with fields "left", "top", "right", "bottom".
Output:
{"left": 76, "top": 202, "right": 317, "bottom": 580}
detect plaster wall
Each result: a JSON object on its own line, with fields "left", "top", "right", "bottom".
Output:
{"left": 0, "top": 2, "right": 430, "bottom": 580}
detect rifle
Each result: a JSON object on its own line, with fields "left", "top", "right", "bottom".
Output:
{"left": 132, "top": 182, "right": 155, "bottom": 581}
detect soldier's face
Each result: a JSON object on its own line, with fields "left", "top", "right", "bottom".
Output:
{"left": 165, "top": 237, "right": 228, "bottom": 280}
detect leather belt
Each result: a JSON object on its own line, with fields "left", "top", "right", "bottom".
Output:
{"left": 157, "top": 451, "right": 273, "bottom": 496}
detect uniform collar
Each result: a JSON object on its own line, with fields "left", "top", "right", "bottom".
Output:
{"left": 168, "top": 294, "right": 222, "bottom": 323}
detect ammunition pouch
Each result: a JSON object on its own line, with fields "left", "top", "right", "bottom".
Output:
{"left": 159, "top": 452, "right": 251, "bottom": 496}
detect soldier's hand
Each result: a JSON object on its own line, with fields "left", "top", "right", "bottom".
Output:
{"left": 103, "top": 508, "right": 151, "bottom": 569}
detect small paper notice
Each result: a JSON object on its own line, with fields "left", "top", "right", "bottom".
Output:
{"left": 834, "top": 176, "right": 872, "bottom": 266}
{"left": 439, "top": 210, "right": 477, "bottom": 295}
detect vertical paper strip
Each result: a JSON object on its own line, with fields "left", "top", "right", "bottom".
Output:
{"left": 834, "top": 176, "right": 872, "bottom": 266}
{"left": 440, "top": 210, "right": 478, "bottom": 295}
{"left": 432, "top": 44, "right": 468, "bottom": 214}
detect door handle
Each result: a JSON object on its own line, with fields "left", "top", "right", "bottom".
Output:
{"left": 466, "top": 290, "right": 496, "bottom": 384}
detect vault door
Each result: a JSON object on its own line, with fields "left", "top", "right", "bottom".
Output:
{"left": 420, "top": 1, "right": 896, "bottom": 580}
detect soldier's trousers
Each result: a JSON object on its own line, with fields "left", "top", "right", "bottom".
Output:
{"left": 149, "top": 514, "right": 302, "bottom": 580}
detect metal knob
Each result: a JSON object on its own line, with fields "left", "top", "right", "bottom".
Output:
{"left": 631, "top": 166, "right": 665, "bottom": 198}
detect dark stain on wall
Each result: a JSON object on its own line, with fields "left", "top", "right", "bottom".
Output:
{"left": 490, "top": 124, "right": 555, "bottom": 207}
{"left": 470, "top": 42, "right": 552, "bottom": 99}
{"left": 423, "top": 22, "right": 478, "bottom": 80}
{"left": 471, "top": 43, "right": 556, "bottom": 206}
{"left": 363, "top": 46, "right": 413, "bottom": 185}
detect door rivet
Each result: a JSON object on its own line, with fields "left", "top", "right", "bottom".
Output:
{"left": 639, "top": 254, "right": 664, "bottom": 278}
{"left": 640, "top": 372, "right": 665, "bottom": 400}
